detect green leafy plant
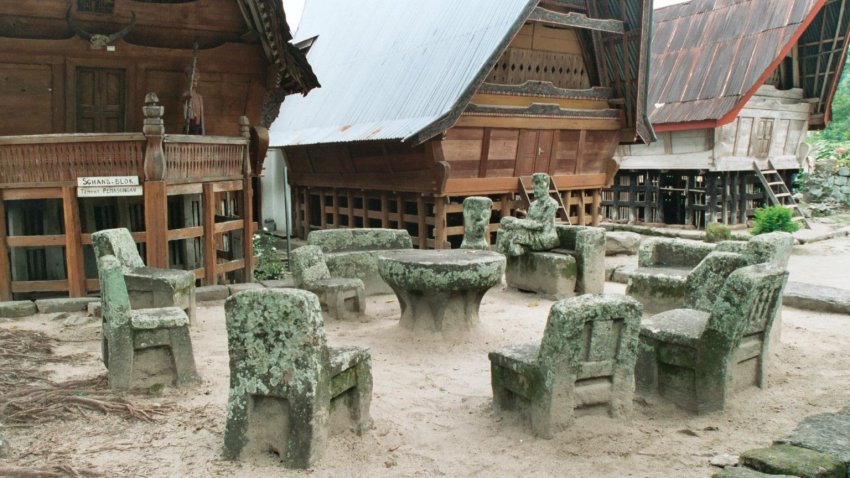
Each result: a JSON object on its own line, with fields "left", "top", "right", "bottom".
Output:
{"left": 253, "top": 232, "right": 285, "bottom": 280}
{"left": 704, "top": 222, "right": 732, "bottom": 243}
{"left": 752, "top": 206, "right": 800, "bottom": 235}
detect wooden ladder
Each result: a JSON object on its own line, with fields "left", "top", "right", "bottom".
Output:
{"left": 518, "top": 176, "right": 570, "bottom": 224}
{"left": 752, "top": 160, "right": 810, "bottom": 229}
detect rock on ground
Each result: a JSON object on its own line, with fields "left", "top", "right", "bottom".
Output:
{"left": 0, "top": 300, "right": 37, "bottom": 318}
{"left": 605, "top": 231, "right": 641, "bottom": 256}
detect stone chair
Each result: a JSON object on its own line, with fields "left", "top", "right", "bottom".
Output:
{"left": 222, "top": 289, "right": 372, "bottom": 468}
{"left": 627, "top": 232, "right": 793, "bottom": 315}
{"left": 625, "top": 238, "right": 716, "bottom": 314}
{"left": 488, "top": 294, "right": 642, "bottom": 438}
{"left": 98, "top": 254, "right": 198, "bottom": 390}
{"left": 290, "top": 245, "right": 366, "bottom": 319}
{"left": 635, "top": 263, "right": 789, "bottom": 413}
{"left": 92, "top": 228, "right": 196, "bottom": 323}
{"left": 460, "top": 196, "right": 493, "bottom": 251}
{"left": 504, "top": 225, "right": 606, "bottom": 298}
{"left": 307, "top": 228, "right": 412, "bottom": 295}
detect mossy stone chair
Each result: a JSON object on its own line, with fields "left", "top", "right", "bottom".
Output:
{"left": 98, "top": 254, "right": 198, "bottom": 390}
{"left": 489, "top": 294, "right": 643, "bottom": 438}
{"left": 92, "top": 228, "right": 196, "bottom": 323}
{"left": 222, "top": 289, "right": 372, "bottom": 469}
{"left": 635, "top": 264, "right": 789, "bottom": 413}
{"left": 290, "top": 245, "right": 366, "bottom": 319}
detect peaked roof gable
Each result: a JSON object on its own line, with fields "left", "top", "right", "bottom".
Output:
{"left": 649, "top": 0, "right": 849, "bottom": 131}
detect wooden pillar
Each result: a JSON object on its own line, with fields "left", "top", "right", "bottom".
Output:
{"left": 319, "top": 189, "right": 327, "bottom": 229}
{"left": 0, "top": 195, "right": 10, "bottom": 300}
{"left": 62, "top": 186, "right": 85, "bottom": 297}
{"left": 202, "top": 183, "right": 217, "bottom": 285}
{"left": 417, "top": 195, "right": 427, "bottom": 249}
{"left": 396, "top": 195, "right": 404, "bottom": 229}
{"left": 359, "top": 192, "right": 368, "bottom": 227}
{"left": 346, "top": 190, "right": 354, "bottom": 228}
{"left": 380, "top": 193, "right": 389, "bottom": 228}
{"left": 144, "top": 181, "right": 168, "bottom": 268}
{"left": 591, "top": 190, "right": 601, "bottom": 226}
{"left": 242, "top": 178, "right": 254, "bottom": 282}
{"left": 302, "top": 187, "right": 311, "bottom": 237}
{"left": 577, "top": 191, "right": 586, "bottom": 225}
{"left": 332, "top": 189, "right": 340, "bottom": 227}
{"left": 434, "top": 196, "right": 447, "bottom": 249}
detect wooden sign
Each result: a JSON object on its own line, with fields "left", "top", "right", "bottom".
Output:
{"left": 77, "top": 176, "right": 139, "bottom": 187}
{"left": 77, "top": 176, "right": 142, "bottom": 197}
{"left": 78, "top": 185, "right": 143, "bottom": 197}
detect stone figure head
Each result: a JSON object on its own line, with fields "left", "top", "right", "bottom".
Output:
{"left": 462, "top": 196, "right": 493, "bottom": 243}
{"left": 532, "top": 172, "right": 550, "bottom": 198}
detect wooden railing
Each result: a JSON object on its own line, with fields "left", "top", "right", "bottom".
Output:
{"left": 0, "top": 134, "right": 145, "bottom": 186}
{"left": 163, "top": 135, "right": 247, "bottom": 182}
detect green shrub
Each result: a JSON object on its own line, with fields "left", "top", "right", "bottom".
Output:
{"left": 752, "top": 206, "right": 800, "bottom": 235}
{"left": 704, "top": 222, "right": 732, "bottom": 243}
{"left": 253, "top": 233, "right": 285, "bottom": 280}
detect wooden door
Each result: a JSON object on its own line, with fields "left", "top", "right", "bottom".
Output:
{"left": 76, "top": 67, "right": 125, "bottom": 133}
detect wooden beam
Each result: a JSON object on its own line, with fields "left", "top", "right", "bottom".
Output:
{"left": 11, "top": 280, "right": 68, "bottom": 293}
{"left": 444, "top": 174, "right": 607, "bottom": 195}
{"left": 434, "top": 196, "right": 447, "bottom": 249}
{"left": 0, "top": 196, "right": 9, "bottom": 300}
{"left": 63, "top": 187, "right": 85, "bottom": 297}
{"left": 242, "top": 177, "right": 254, "bottom": 281}
{"left": 144, "top": 181, "right": 169, "bottom": 268}
{"left": 528, "top": 7, "right": 625, "bottom": 34}
{"left": 2, "top": 188, "right": 64, "bottom": 200}
{"left": 454, "top": 113, "right": 622, "bottom": 131}
{"left": 202, "top": 183, "right": 217, "bottom": 285}
{"left": 417, "top": 196, "right": 427, "bottom": 249}
{"left": 5, "top": 235, "right": 66, "bottom": 247}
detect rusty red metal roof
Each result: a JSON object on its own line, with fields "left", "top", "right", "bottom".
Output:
{"left": 649, "top": 0, "right": 826, "bottom": 129}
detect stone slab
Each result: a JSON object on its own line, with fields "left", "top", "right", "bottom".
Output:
{"left": 87, "top": 301, "right": 102, "bottom": 318}
{"left": 34, "top": 297, "right": 99, "bottom": 313}
{"left": 712, "top": 467, "right": 796, "bottom": 478}
{"left": 740, "top": 444, "right": 844, "bottom": 478}
{"left": 605, "top": 231, "right": 641, "bottom": 256}
{"left": 0, "top": 300, "right": 37, "bottom": 318}
{"left": 605, "top": 265, "right": 636, "bottom": 284}
{"left": 505, "top": 251, "right": 577, "bottom": 299}
{"left": 259, "top": 278, "right": 296, "bottom": 289}
{"left": 195, "top": 285, "right": 231, "bottom": 302}
{"left": 776, "top": 407, "right": 850, "bottom": 468}
{"left": 783, "top": 282, "right": 850, "bottom": 315}
{"left": 227, "top": 283, "right": 266, "bottom": 296}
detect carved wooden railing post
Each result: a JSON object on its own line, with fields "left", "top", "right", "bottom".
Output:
{"left": 143, "top": 92, "right": 166, "bottom": 181}
{"left": 142, "top": 92, "right": 168, "bottom": 268}
{"left": 239, "top": 115, "right": 254, "bottom": 281}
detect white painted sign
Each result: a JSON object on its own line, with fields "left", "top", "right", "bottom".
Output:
{"left": 77, "top": 185, "right": 144, "bottom": 197}
{"left": 77, "top": 176, "right": 139, "bottom": 187}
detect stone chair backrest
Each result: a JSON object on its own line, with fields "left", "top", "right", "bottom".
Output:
{"left": 703, "top": 264, "right": 788, "bottom": 356}
{"left": 537, "top": 294, "right": 642, "bottom": 381}
{"left": 744, "top": 232, "right": 794, "bottom": 269}
{"left": 685, "top": 251, "right": 749, "bottom": 313}
{"left": 637, "top": 238, "right": 716, "bottom": 268}
{"left": 308, "top": 228, "right": 413, "bottom": 253}
{"left": 98, "top": 254, "right": 133, "bottom": 332}
{"left": 290, "top": 245, "right": 332, "bottom": 288}
{"left": 224, "top": 289, "right": 329, "bottom": 395}
{"left": 92, "top": 228, "right": 146, "bottom": 273}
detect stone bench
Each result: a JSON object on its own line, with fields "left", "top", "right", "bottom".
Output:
{"left": 504, "top": 225, "right": 605, "bottom": 299}
{"left": 307, "top": 228, "right": 413, "bottom": 296}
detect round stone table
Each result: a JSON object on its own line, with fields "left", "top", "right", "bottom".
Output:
{"left": 377, "top": 249, "right": 505, "bottom": 333}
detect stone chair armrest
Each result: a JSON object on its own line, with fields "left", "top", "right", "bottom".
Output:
{"left": 129, "top": 307, "right": 189, "bottom": 329}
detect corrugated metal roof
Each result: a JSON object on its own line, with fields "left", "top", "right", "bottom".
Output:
{"left": 269, "top": 0, "right": 535, "bottom": 147}
{"left": 649, "top": 0, "right": 823, "bottom": 126}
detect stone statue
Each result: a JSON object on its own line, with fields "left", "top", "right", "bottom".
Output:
{"left": 182, "top": 65, "right": 204, "bottom": 135}
{"left": 460, "top": 196, "right": 492, "bottom": 251}
{"left": 496, "top": 172, "right": 560, "bottom": 257}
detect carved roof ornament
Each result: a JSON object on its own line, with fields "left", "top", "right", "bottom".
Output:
{"left": 65, "top": 8, "right": 137, "bottom": 49}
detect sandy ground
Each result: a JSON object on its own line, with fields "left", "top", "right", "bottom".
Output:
{"left": 2, "top": 238, "right": 850, "bottom": 478}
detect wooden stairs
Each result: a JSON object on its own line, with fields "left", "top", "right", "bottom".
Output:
{"left": 518, "top": 176, "right": 570, "bottom": 224}
{"left": 752, "top": 160, "right": 810, "bottom": 229}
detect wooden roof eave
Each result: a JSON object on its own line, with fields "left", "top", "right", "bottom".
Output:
{"left": 653, "top": 0, "right": 826, "bottom": 134}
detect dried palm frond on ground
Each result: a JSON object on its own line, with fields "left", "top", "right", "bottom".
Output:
{"left": 0, "top": 464, "right": 103, "bottom": 477}
{"left": 0, "top": 328, "right": 61, "bottom": 391}
{"left": 0, "top": 376, "right": 170, "bottom": 424}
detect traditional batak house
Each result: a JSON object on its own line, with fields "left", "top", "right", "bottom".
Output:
{"left": 0, "top": 0, "right": 318, "bottom": 300}
{"left": 604, "top": 0, "right": 850, "bottom": 228}
{"left": 270, "top": 0, "right": 653, "bottom": 249}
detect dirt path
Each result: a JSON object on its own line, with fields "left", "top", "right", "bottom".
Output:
{"left": 2, "top": 274, "right": 849, "bottom": 477}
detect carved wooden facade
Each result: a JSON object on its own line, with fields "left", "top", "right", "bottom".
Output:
{"left": 273, "top": 0, "right": 653, "bottom": 248}
{"left": 0, "top": 0, "right": 317, "bottom": 299}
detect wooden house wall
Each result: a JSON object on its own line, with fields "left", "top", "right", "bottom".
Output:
{"left": 0, "top": 0, "right": 271, "bottom": 137}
